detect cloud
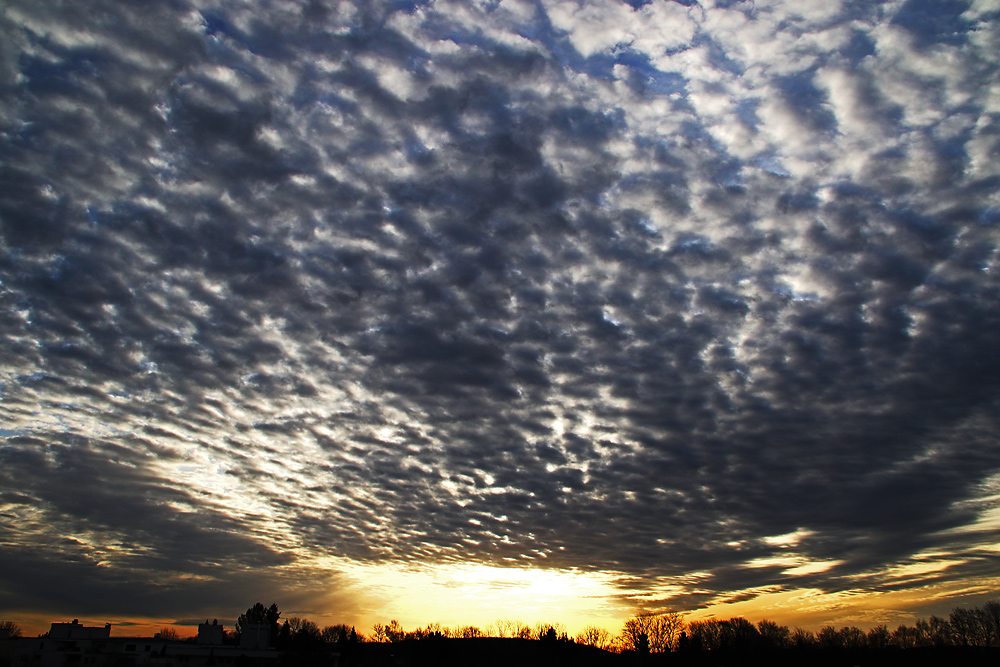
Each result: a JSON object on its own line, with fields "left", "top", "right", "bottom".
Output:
{"left": 2, "top": 0, "right": 1000, "bottom": 628}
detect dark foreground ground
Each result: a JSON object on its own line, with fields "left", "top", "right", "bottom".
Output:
{"left": 328, "top": 638, "right": 1000, "bottom": 667}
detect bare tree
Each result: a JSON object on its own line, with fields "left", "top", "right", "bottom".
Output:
{"left": 687, "top": 619, "right": 724, "bottom": 651}
{"left": 371, "top": 620, "right": 406, "bottom": 643}
{"left": 620, "top": 613, "right": 684, "bottom": 653}
{"left": 532, "top": 622, "right": 566, "bottom": 641}
{"left": 866, "top": 625, "right": 890, "bottom": 649}
{"left": 718, "top": 617, "right": 759, "bottom": 651}
{"left": 756, "top": 619, "right": 789, "bottom": 648}
{"left": 0, "top": 621, "right": 23, "bottom": 639}
{"left": 891, "top": 624, "right": 918, "bottom": 649}
{"left": 913, "top": 618, "right": 933, "bottom": 647}
{"left": 838, "top": 626, "right": 866, "bottom": 649}
{"left": 408, "top": 622, "right": 443, "bottom": 640}
{"left": 979, "top": 600, "right": 1000, "bottom": 647}
{"left": 620, "top": 616, "right": 650, "bottom": 653}
{"left": 950, "top": 607, "right": 980, "bottom": 646}
{"left": 817, "top": 626, "right": 843, "bottom": 650}
{"left": 576, "top": 626, "right": 614, "bottom": 651}
{"left": 493, "top": 619, "right": 526, "bottom": 639}
{"left": 153, "top": 627, "right": 179, "bottom": 641}
{"left": 385, "top": 620, "right": 404, "bottom": 643}
{"left": 790, "top": 627, "right": 815, "bottom": 649}
{"left": 457, "top": 625, "right": 484, "bottom": 639}
{"left": 650, "top": 613, "right": 686, "bottom": 652}
{"left": 321, "top": 624, "right": 349, "bottom": 643}
{"left": 928, "top": 615, "right": 952, "bottom": 647}
{"left": 286, "top": 617, "right": 321, "bottom": 643}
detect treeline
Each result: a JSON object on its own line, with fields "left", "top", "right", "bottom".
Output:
{"left": 370, "top": 619, "right": 570, "bottom": 642}
{"left": 259, "top": 598, "right": 1000, "bottom": 654}
{"left": 5, "top": 599, "right": 998, "bottom": 655}
{"left": 231, "top": 602, "right": 362, "bottom": 650}
{"left": 665, "top": 602, "right": 1000, "bottom": 652}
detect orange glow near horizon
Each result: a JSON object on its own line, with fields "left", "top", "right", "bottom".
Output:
{"left": 10, "top": 613, "right": 197, "bottom": 641}
{"left": 337, "top": 561, "right": 633, "bottom": 636}
{"left": 7, "top": 558, "right": 999, "bottom": 641}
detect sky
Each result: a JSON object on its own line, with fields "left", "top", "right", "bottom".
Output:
{"left": 2, "top": 0, "right": 1000, "bottom": 639}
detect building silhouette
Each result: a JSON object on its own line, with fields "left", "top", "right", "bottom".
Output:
{"left": 12, "top": 619, "right": 296, "bottom": 667}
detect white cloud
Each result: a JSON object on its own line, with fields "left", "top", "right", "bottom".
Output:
{"left": 547, "top": 0, "right": 637, "bottom": 57}
{"left": 757, "top": 0, "right": 846, "bottom": 24}
{"left": 815, "top": 67, "right": 885, "bottom": 142}
{"left": 869, "top": 24, "right": 978, "bottom": 122}
{"left": 630, "top": 1, "right": 698, "bottom": 57}
{"left": 544, "top": 0, "right": 695, "bottom": 59}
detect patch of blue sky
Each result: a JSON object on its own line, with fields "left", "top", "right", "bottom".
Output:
{"left": 978, "top": 209, "right": 1000, "bottom": 226}
{"left": 891, "top": 0, "right": 975, "bottom": 50}
{"left": 613, "top": 49, "right": 687, "bottom": 97}
{"left": 751, "top": 155, "right": 791, "bottom": 178}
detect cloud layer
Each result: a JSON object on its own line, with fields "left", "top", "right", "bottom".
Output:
{"left": 2, "top": 0, "right": 1000, "bottom": 626}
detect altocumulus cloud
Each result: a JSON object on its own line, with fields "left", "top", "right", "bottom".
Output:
{"left": 2, "top": 0, "right": 1000, "bottom": 625}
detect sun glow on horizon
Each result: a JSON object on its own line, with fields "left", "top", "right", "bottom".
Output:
{"left": 336, "top": 560, "right": 632, "bottom": 635}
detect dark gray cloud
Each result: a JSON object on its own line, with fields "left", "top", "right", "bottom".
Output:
{"left": 2, "top": 0, "right": 1000, "bottom": 627}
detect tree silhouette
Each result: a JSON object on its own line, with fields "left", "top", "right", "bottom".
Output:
{"left": 237, "top": 603, "right": 280, "bottom": 631}
{"left": 153, "top": 627, "right": 180, "bottom": 641}
{"left": 321, "top": 624, "right": 348, "bottom": 644}
{"left": 619, "top": 616, "right": 647, "bottom": 652}
{"left": 576, "top": 625, "right": 614, "bottom": 651}
{"left": 457, "top": 625, "right": 484, "bottom": 639}
{"left": 817, "top": 625, "right": 842, "bottom": 650}
{"left": 718, "top": 617, "right": 759, "bottom": 651}
{"left": 647, "top": 613, "right": 685, "bottom": 652}
{"left": 405, "top": 623, "right": 445, "bottom": 640}
{"left": 687, "top": 619, "right": 724, "bottom": 651}
{"left": 789, "top": 627, "right": 815, "bottom": 649}
{"left": 386, "top": 620, "right": 405, "bottom": 642}
{"left": 16, "top": 596, "right": 1000, "bottom": 664}
{"left": 235, "top": 602, "right": 280, "bottom": 646}
{"left": 950, "top": 608, "right": 975, "bottom": 646}
{"left": 372, "top": 620, "right": 405, "bottom": 643}
{"left": 532, "top": 622, "right": 566, "bottom": 641}
{"left": 756, "top": 619, "right": 789, "bottom": 649}
{"left": 838, "top": 626, "right": 866, "bottom": 649}
{"left": 866, "top": 624, "right": 890, "bottom": 649}
{"left": 981, "top": 600, "right": 1000, "bottom": 646}
{"left": 620, "top": 613, "right": 683, "bottom": 652}
{"left": 0, "top": 621, "right": 22, "bottom": 639}
{"left": 928, "top": 615, "right": 952, "bottom": 646}
{"left": 286, "top": 617, "right": 322, "bottom": 646}
{"left": 492, "top": 619, "right": 530, "bottom": 639}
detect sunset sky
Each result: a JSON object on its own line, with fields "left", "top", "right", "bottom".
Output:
{"left": 2, "top": 0, "right": 1000, "bottom": 639}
